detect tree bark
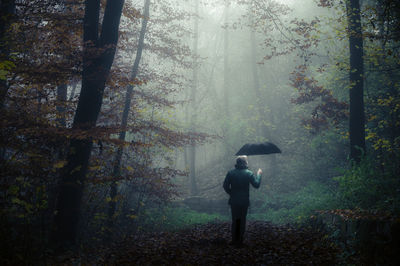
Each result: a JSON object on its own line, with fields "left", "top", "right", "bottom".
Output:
{"left": 0, "top": 0, "right": 16, "bottom": 107}
{"left": 108, "top": 0, "right": 150, "bottom": 230}
{"left": 56, "top": 84, "right": 68, "bottom": 127}
{"left": 52, "top": 0, "right": 124, "bottom": 249}
{"left": 346, "top": 0, "right": 365, "bottom": 162}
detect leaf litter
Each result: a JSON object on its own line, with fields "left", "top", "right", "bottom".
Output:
{"left": 100, "top": 221, "right": 338, "bottom": 265}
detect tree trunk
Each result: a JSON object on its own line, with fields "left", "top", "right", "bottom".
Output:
{"left": 250, "top": 21, "right": 278, "bottom": 178}
{"left": 222, "top": 0, "right": 231, "bottom": 168}
{"left": 56, "top": 84, "right": 68, "bottom": 127}
{"left": 108, "top": 0, "right": 150, "bottom": 231}
{"left": 52, "top": 0, "right": 124, "bottom": 249}
{"left": 68, "top": 80, "right": 78, "bottom": 100}
{"left": 223, "top": 0, "right": 230, "bottom": 116}
{"left": 189, "top": 0, "right": 199, "bottom": 196}
{"left": 250, "top": 29, "right": 260, "bottom": 100}
{"left": 0, "top": 0, "right": 16, "bottom": 107}
{"left": 346, "top": 0, "right": 365, "bottom": 162}
{"left": 0, "top": 0, "right": 15, "bottom": 40}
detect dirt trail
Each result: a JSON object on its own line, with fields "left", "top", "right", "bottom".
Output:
{"left": 104, "top": 221, "right": 337, "bottom": 265}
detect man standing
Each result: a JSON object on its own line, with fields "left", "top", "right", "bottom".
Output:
{"left": 223, "top": 155, "right": 262, "bottom": 247}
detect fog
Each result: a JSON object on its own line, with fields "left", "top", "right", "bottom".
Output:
{"left": 102, "top": 0, "right": 345, "bottom": 223}
{"left": 158, "top": 0, "right": 338, "bottom": 199}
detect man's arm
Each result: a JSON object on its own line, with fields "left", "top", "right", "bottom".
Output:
{"left": 223, "top": 172, "right": 231, "bottom": 195}
{"left": 250, "top": 168, "right": 262, "bottom": 188}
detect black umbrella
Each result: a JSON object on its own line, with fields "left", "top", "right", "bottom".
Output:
{"left": 235, "top": 142, "right": 281, "bottom": 156}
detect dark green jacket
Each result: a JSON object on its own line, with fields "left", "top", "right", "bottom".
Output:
{"left": 223, "top": 168, "right": 261, "bottom": 206}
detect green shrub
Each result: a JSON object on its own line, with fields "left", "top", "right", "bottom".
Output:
{"left": 249, "top": 181, "right": 338, "bottom": 224}
{"left": 334, "top": 156, "right": 400, "bottom": 212}
{"left": 139, "top": 206, "right": 228, "bottom": 232}
{"left": 250, "top": 155, "right": 400, "bottom": 225}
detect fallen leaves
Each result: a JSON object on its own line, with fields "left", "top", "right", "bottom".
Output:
{"left": 317, "top": 209, "right": 397, "bottom": 221}
{"left": 100, "top": 221, "right": 338, "bottom": 265}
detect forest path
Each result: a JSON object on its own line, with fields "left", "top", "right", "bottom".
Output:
{"left": 103, "top": 221, "right": 338, "bottom": 265}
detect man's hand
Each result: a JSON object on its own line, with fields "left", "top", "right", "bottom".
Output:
{"left": 257, "top": 168, "right": 262, "bottom": 175}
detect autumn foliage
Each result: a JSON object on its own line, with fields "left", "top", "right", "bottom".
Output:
{"left": 290, "top": 64, "right": 348, "bottom": 133}
{"left": 0, "top": 0, "right": 211, "bottom": 261}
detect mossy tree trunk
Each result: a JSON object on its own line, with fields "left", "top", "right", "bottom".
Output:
{"left": 346, "top": 0, "right": 365, "bottom": 162}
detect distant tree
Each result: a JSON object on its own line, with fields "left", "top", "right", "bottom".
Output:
{"left": 248, "top": 3, "right": 278, "bottom": 175}
{"left": 291, "top": 0, "right": 366, "bottom": 162}
{"left": 240, "top": 0, "right": 319, "bottom": 175}
{"left": 223, "top": 0, "right": 230, "bottom": 117}
{"left": 108, "top": 0, "right": 150, "bottom": 230}
{"left": 189, "top": 0, "right": 199, "bottom": 196}
{"left": 52, "top": 0, "right": 125, "bottom": 249}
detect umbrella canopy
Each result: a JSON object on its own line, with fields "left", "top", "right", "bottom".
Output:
{"left": 235, "top": 142, "right": 281, "bottom": 156}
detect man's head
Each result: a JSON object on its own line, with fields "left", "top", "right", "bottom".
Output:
{"left": 235, "top": 155, "right": 248, "bottom": 169}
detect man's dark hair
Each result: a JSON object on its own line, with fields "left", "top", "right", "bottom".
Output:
{"left": 235, "top": 155, "right": 248, "bottom": 169}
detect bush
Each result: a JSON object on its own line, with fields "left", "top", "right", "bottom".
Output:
{"left": 334, "top": 156, "right": 400, "bottom": 212}
{"left": 249, "top": 155, "right": 400, "bottom": 225}
{"left": 138, "top": 206, "right": 228, "bottom": 232}
{"left": 249, "top": 181, "right": 338, "bottom": 224}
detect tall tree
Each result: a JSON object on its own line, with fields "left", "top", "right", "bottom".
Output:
{"left": 223, "top": 0, "right": 230, "bottom": 116}
{"left": 108, "top": 0, "right": 150, "bottom": 229}
{"left": 346, "top": 0, "right": 365, "bottom": 162}
{"left": 221, "top": 0, "right": 232, "bottom": 167}
{"left": 249, "top": 22, "right": 278, "bottom": 177}
{"left": 52, "top": 0, "right": 125, "bottom": 249}
{"left": 189, "top": 0, "right": 199, "bottom": 195}
{"left": 55, "top": 0, "right": 72, "bottom": 130}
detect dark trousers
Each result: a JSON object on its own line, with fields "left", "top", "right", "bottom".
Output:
{"left": 230, "top": 204, "right": 248, "bottom": 244}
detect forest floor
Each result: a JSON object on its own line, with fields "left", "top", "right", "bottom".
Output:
{"left": 88, "top": 221, "right": 339, "bottom": 265}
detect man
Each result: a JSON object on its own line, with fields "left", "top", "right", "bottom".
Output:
{"left": 223, "top": 155, "right": 262, "bottom": 246}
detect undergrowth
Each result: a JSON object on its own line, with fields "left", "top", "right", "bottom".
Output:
{"left": 139, "top": 206, "right": 229, "bottom": 232}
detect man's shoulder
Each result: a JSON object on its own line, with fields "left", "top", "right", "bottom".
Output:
{"left": 229, "top": 168, "right": 253, "bottom": 176}
{"left": 243, "top": 169, "right": 254, "bottom": 175}
{"left": 227, "top": 169, "right": 237, "bottom": 175}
